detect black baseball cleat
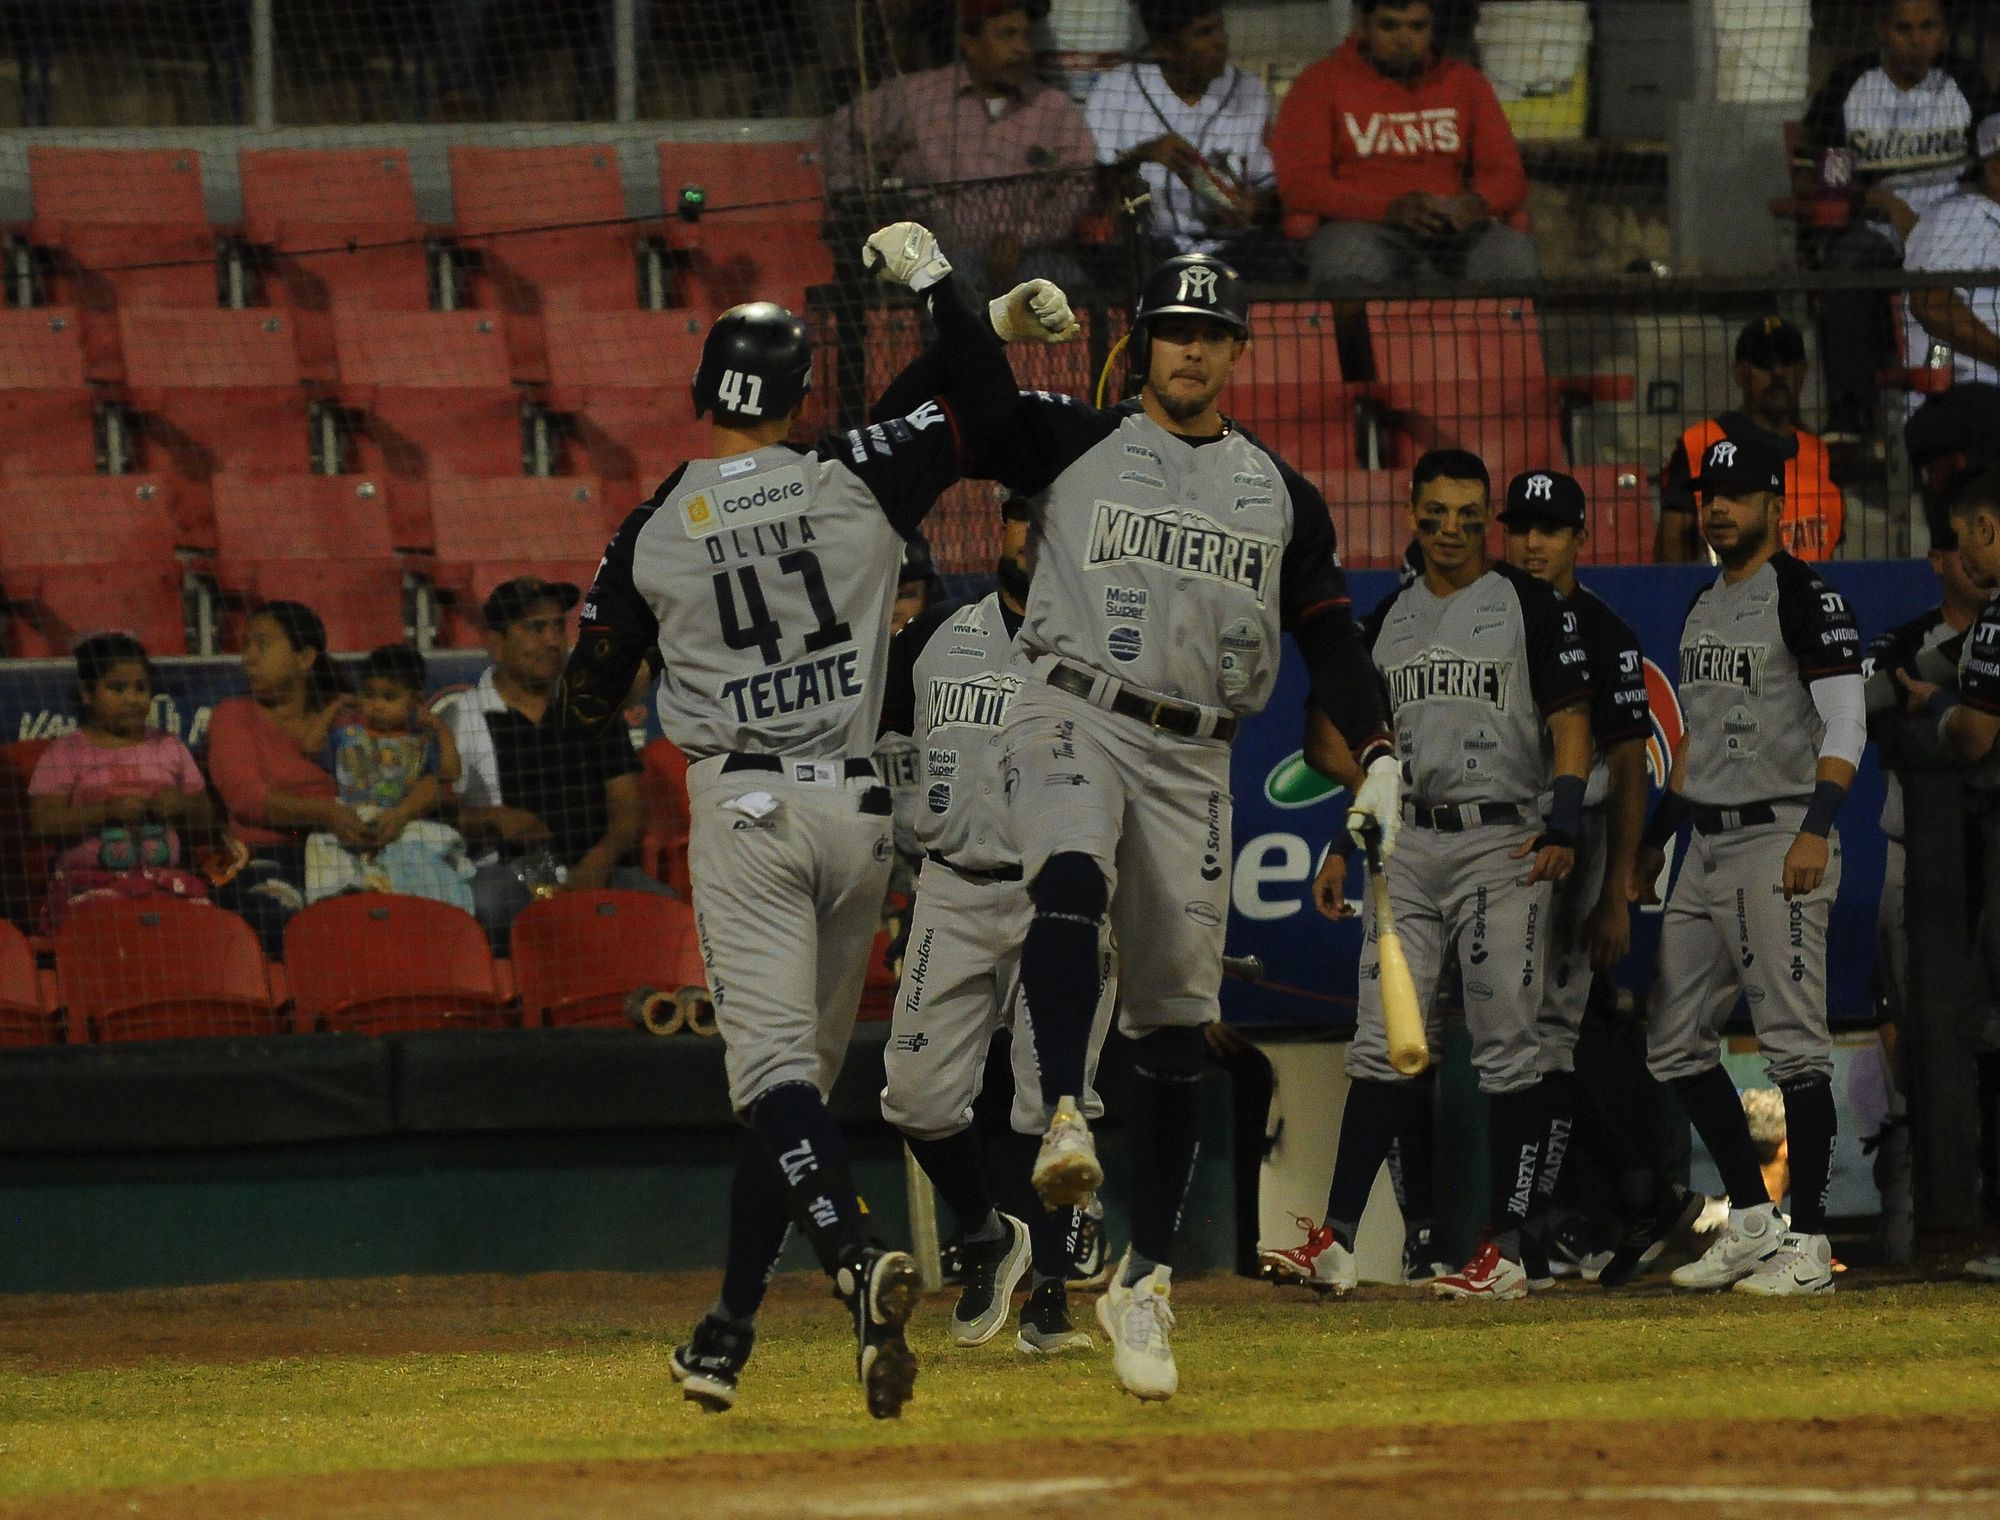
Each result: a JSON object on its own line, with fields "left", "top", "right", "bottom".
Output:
{"left": 837, "top": 1246, "right": 923, "bottom": 1419}
{"left": 1016, "top": 1278, "right": 1094, "bottom": 1354}
{"left": 1067, "top": 1195, "right": 1111, "bottom": 1289}
{"left": 1519, "top": 1229, "right": 1555, "bottom": 1291}
{"left": 670, "top": 1313, "right": 755, "bottom": 1412}
{"left": 951, "top": 1214, "right": 1032, "bottom": 1347}
{"left": 1599, "top": 1184, "right": 1706, "bottom": 1288}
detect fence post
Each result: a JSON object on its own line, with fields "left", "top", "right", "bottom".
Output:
{"left": 613, "top": 0, "right": 637, "bottom": 123}
{"left": 250, "top": 0, "right": 275, "bottom": 127}
{"left": 1889, "top": 716, "right": 1984, "bottom": 1231}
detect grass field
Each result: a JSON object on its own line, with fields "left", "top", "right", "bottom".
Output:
{"left": 3, "top": 1266, "right": 2000, "bottom": 1517}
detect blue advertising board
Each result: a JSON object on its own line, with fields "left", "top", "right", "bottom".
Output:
{"left": 1217, "top": 560, "right": 1937, "bottom": 1029}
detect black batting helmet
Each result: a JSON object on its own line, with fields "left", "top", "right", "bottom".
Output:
{"left": 1129, "top": 252, "right": 1248, "bottom": 380}
{"left": 691, "top": 301, "right": 813, "bottom": 424}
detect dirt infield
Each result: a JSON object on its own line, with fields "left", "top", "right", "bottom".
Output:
{"left": 6, "top": 1270, "right": 2000, "bottom": 1519}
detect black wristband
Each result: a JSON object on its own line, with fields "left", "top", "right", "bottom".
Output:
{"left": 1799, "top": 778, "right": 1847, "bottom": 839}
{"left": 1548, "top": 774, "right": 1585, "bottom": 841}
{"left": 1640, "top": 791, "right": 1692, "bottom": 849}
{"left": 1532, "top": 828, "right": 1577, "bottom": 853}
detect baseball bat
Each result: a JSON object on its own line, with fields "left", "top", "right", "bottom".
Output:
{"left": 1222, "top": 953, "right": 1264, "bottom": 983}
{"left": 1365, "top": 836, "right": 1429, "bottom": 1076}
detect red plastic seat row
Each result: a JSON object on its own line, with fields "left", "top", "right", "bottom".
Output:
{"left": 14, "top": 890, "right": 700, "bottom": 1044}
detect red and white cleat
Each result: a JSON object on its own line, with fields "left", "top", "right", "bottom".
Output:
{"left": 1432, "top": 1240, "right": 1528, "bottom": 1302}
{"left": 1258, "top": 1215, "right": 1358, "bottom": 1296}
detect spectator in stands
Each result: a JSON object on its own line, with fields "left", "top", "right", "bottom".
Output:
{"left": 27, "top": 633, "right": 217, "bottom": 928}
{"left": 820, "top": 0, "right": 1096, "bottom": 291}
{"left": 1085, "top": 0, "right": 1291, "bottom": 278}
{"left": 1798, "top": 0, "right": 1993, "bottom": 452}
{"left": 1270, "top": 0, "right": 1537, "bottom": 286}
{"left": 449, "top": 577, "right": 666, "bottom": 951}
{"left": 1656, "top": 317, "right": 1845, "bottom": 562}
{"left": 1903, "top": 115, "right": 2000, "bottom": 486}
{"left": 206, "top": 602, "right": 365, "bottom": 952}
{"left": 307, "top": 645, "right": 474, "bottom": 911}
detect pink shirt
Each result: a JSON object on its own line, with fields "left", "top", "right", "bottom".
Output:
{"left": 28, "top": 728, "right": 206, "bottom": 874}
{"left": 822, "top": 65, "right": 1096, "bottom": 254}
{"left": 205, "top": 696, "right": 337, "bottom": 848}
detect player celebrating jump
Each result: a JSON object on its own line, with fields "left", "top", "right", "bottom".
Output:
{"left": 971, "top": 252, "right": 1401, "bottom": 1399}
{"left": 876, "top": 493, "right": 1116, "bottom": 1356}
{"left": 1264, "top": 451, "right": 1592, "bottom": 1303}
{"left": 553, "top": 223, "right": 1066, "bottom": 1416}
{"left": 1631, "top": 431, "right": 1865, "bottom": 1297}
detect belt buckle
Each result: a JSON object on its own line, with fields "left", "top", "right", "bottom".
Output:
{"left": 1147, "top": 697, "right": 1171, "bottom": 730}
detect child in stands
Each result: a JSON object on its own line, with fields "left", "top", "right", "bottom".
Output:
{"left": 28, "top": 633, "right": 216, "bottom": 927}
{"left": 308, "top": 644, "right": 473, "bottom": 910}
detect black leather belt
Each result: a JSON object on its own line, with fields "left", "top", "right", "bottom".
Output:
{"left": 1692, "top": 802, "right": 1779, "bottom": 834}
{"left": 721, "top": 753, "right": 878, "bottom": 781}
{"left": 1406, "top": 801, "right": 1523, "bottom": 831}
{"left": 1045, "top": 662, "right": 1237, "bottom": 742}
{"left": 926, "top": 850, "right": 1023, "bottom": 883}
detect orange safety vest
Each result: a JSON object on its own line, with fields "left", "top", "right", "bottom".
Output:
{"left": 1675, "top": 418, "right": 1844, "bottom": 559}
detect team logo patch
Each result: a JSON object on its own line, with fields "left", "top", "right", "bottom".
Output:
{"left": 1384, "top": 648, "right": 1514, "bottom": 710}
{"left": 1107, "top": 625, "right": 1144, "bottom": 664}
{"left": 1086, "top": 501, "right": 1278, "bottom": 604}
{"left": 927, "top": 671, "right": 1020, "bottom": 730}
{"left": 926, "top": 782, "right": 953, "bottom": 815}
{"left": 678, "top": 463, "right": 808, "bottom": 538}
{"left": 1105, "top": 586, "right": 1149, "bottom": 620}
{"left": 1680, "top": 632, "right": 1767, "bottom": 692}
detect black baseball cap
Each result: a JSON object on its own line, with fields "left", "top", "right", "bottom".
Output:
{"left": 1692, "top": 431, "right": 1787, "bottom": 498}
{"left": 1735, "top": 315, "right": 1807, "bottom": 368}
{"left": 483, "top": 575, "right": 581, "bottom": 630}
{"left": 1499, "top": 469, "right": 1586, "bottom": 528}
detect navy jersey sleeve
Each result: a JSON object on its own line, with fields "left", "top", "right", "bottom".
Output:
{"left": 1961, "top": 602, "right": 2000, "bottom": 713}
{"left": 1278, "top": 462, "right": 1389, "bottom": 753}
{"left": 1509, "top": 565, "right": 1591, "bottom": 715}
{"left": 988, "top": 390, "right": 1122, "bottom": 496}
{"left": 878, "top": 602, "right": 956, "bottom": 738}
{"left": 1775, "top": 553, "right": 1863, "bottom": 683}
{"left": 560, "top": 498, "right": 666, "bottom": 738}
{"left": 1578, "top": 594, "right": 1650, "bottom": 746}
{"left": 1275, "top": 460, "right": 1352, "bottom": 631}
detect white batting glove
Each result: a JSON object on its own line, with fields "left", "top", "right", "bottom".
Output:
{"left": 1346, "top": 754, "right": 1402, "bottom": 862}
{"left": 989, "top": 278, "right": 1081, "bottom": 344}
{"left": 861, "top": 221, "right": 953, "bottom": 292}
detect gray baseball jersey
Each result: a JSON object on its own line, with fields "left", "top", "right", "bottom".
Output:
{"left": 1003, "top": 401, "right": 1347, "bottom": 716}
{"left": 880, "top": 592, "right": 1024, "bottom": 874}
{"left": 1675, "top": 552, "right": 1862, "bottom": 806}
{"left": 1365, "top": 561, "right": 1590, "bottom": 807}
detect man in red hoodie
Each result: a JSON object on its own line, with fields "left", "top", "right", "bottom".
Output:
{"left": 1272, "top": 0, "right": 1538, "bottom": 285}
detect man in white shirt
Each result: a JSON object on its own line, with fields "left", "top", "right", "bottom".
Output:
{"left": 1903, "top": 113, "right": 2000, "bottom": 485}
{"left": 1084, "top": 0, "right": 1294, "bottom": 278}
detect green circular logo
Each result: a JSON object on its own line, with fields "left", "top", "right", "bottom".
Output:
{"left": 1264, "top": 751, "right": 1346, "bottom": 809}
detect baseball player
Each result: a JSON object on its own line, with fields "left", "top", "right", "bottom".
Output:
{"left": 552, "top": 223, "right": 1069, "bottom": 1416}
{"left": 937, "top": 251, "right": 1398, "bottom": 1399}
{"left": 876, "top": 494, "right": 1116, "bottom": 1355}
{"left": 1630, "top": 429, "right": 1865, "bottom": 1297}
{"left": 1263, "top": 450, "right": 1591, "bottom": 1304}
{"left": 1497, "top": 470, "right": 1663, "bottom": 1286}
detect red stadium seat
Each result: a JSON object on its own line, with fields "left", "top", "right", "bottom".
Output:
{"left": 0, "top": 919, "right": 58, "bottom": 1045}
{"left": 426, "top": 476, "right": 611, "bottom": 637}
{"left": 543, "top": 309, "right": 707, "bottom": 406}
{"left": 333, "top": 310, "right": 512, "bottom": 393}
{"left": 208, "top": 476, "right": 409, "bottom": 651}
{"left": 660, "top": 140, "right": 825, "bottom": 223}
{"left": 678, "top": 221, "right": 832, "bottom": 317}
{"left": 1311, "top": 470, "right": 1412, "bottom": 569}
{"left": 449, "top": 144, "right": 648, "bottom": 310}
{"left": 117, "top": 309, "right": 324, "bottom": 483}
{"left": 56, "top": 898, "right": 283, "bottom": 1042}
{"left": 0, "top": 740, "right": 55, "bottom": 937}
{"left": 119, "top": 307, "right": 303, "bottom": 391}
{"left": 332, "top": 312, "right": 529, "bottom": 491}
{"left": 1574, "top": 465, "right": 1653, "bottom": 565}
{"left": 0, "top": 308, "right": 101, "bottom": 478}
{"left": 0, "top": 476, "right": 194, "bottom": 656}
{"left": 563, "top": 389, "right": 696, "bottom": 489}
{"left": 511, "top": 889, "right": 703, "bottom": 1028}
{"left": 639, "top": 738, "right": 692, "bottom": 898}
{"left": 285, "top": 895, "right": 510, "bottom": 1034}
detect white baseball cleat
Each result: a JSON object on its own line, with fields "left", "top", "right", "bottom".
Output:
{"left": 1258, "top": 1216, "right": 1358, "bottom": 1295}
{"left": 1097, "top": 1252, "right": 1178, "bottom": 1401}
{"left": 1031, "top": 1096, "right": 1103, "bottom": 1209}
{"left": 1965, "top": 1253, "right": 2000, "bottom": 1281}
{"left": 1733, "top": 1231, "right": 1835, "bottom": 1296}
{"left": 1670, "top": 1203, "right": 1785, "bottom": 1289}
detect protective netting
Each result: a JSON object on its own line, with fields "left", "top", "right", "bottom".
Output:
{"left": 2, "top": 0, "right": 1998, "bottom": 1042}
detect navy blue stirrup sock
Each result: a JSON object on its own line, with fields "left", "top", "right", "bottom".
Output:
{"left": 747, "top": 1082, "right": 869, "bottom": 1276}
{"left": 1126, "top": 1026, "right": 1207, "bottom": 1268}
{"left": 1020, "top": 852, "right": 1106, "bottom": 1108}
{"left": 717, "top": 1133, "right": 795, "bottom": 1322}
